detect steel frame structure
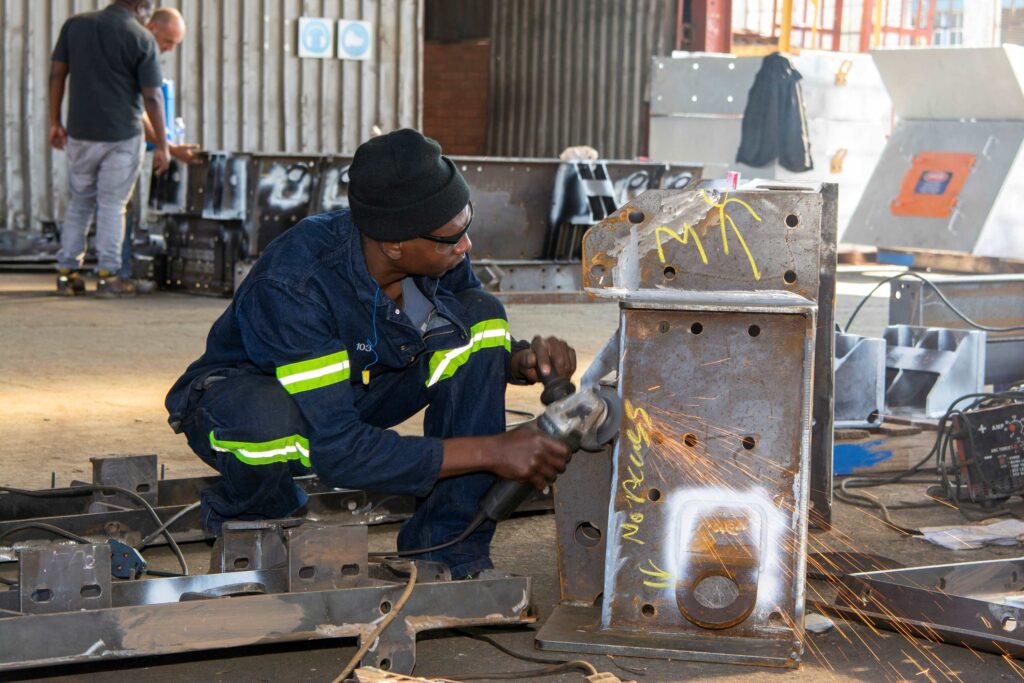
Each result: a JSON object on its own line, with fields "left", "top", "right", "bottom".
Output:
{"left": 0, "top": 518, "right": 534, "bottom": 672}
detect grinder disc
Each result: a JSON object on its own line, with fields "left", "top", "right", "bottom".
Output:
{"left": 581, "top": 387, "right": 624, "bottom": 452}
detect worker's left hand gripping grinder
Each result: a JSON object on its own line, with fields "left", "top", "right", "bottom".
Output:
{"left": 478, "top": 374, "right": 623, "bottom": 523}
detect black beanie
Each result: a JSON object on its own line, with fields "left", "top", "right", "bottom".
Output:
{"left": 348, "top": 129, "right": 470, "bottom": 241}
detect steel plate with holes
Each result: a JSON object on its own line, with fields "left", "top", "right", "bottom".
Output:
{"left": 538, "top": 184, "right": 828, "bottom": 667}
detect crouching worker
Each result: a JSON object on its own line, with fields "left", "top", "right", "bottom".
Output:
{"left": 165, "top": 129, "right": 575, "bottom": 578}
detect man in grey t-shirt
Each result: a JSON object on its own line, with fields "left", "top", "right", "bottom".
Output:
{"left": 49, "top": 0, "right": 171, "bottom": 298}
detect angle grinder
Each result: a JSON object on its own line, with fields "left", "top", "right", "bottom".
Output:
{"left": 375, "top": 366, "right": 622, "bottom": 559}
{"left": 477, "top": 372, "right": 623, "bottom": 523}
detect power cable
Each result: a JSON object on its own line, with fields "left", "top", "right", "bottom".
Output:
{"left": 0, "top": 484, "right": 189, "bottom": 576}
{"left": 843, "top": 271, "right": 1024, "bottom": 334}
{"left": 331, "top": 561, "right": 418, "bottom": 683}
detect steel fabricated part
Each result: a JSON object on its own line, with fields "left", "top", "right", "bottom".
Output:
{"left": 648, "top": 51, "right": 891, "bottom": 236}
{"left": 823, "top": 558, "right": 1024, "bottom": 658}
{"left": 844, "top": 46, "right": 1024, "bottom": 260}
{"left": 889, "top": 274, "right": 1024, "bottom": 387}
{"left": 0, "top": 523, "right": 533, "bottom": 673}
{"left": 538, "top": 183, "right": 834, "bottom": 667}
{"left": 834, "top": 331, "right": 886, "bottom": 428}
{"left": 884, "top": 325, "right": 987, "bottom": 418}
{"left": 148, "top": 153, "right": 701, "bottom": 297}
{"left": 0, "top": 454, "right": 549, "bottom": 562}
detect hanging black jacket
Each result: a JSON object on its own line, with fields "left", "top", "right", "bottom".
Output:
{"left": 736, "top": 52, "right": 813, "bottom": 173}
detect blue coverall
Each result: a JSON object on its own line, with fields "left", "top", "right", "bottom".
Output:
{"left": 166, "top": 209, "right": 514, "bottom": 578}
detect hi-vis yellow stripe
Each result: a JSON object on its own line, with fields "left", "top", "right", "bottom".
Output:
{"left": 209, "top": 431, "right": 310, "bottom": 467}
{"left": 425, "top": 319, "right": 511, "bottom": 387}
{"left": 276, "top": 350, "right": 350, "bottom": 394}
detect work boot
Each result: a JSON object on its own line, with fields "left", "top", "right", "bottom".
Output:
{"left": 95, "top": 272, "right": 137, "bottom": 299}
{"left": 55, "top": 270, "right": 86, "bottom": 296}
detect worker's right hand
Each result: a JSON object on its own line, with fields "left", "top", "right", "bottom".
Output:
{"left": 48, "top": 123, "right": 67, "bottom": 150}
{"left": 490, "top": 423, "right": 571, "bottom": 491}
{"left": 152, "top": 146, "right": 170, "bottom": 175}
{"left": 170, "top": 143, "right": 202, "bottom": 164}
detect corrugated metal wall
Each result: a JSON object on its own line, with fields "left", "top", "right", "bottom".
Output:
{"left": 486, "top": 0, "right": 676, "bottom": 159}
{"left": 0, "top": 0, "right": 422, "bottom": 231}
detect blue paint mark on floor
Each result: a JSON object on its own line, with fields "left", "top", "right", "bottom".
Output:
{"left": 834, "top": 440, "right": 893, "bottom": 476}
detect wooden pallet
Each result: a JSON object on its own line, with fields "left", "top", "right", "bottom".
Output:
{"left": 838, "top": 244, "right": 1024, "bottom": 275}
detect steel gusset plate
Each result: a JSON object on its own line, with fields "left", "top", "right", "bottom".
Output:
{"left": 822, "top": 557, "right": 1024, "bottom": 658}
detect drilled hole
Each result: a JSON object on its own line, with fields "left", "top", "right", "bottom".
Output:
{"left": 690, "top": 322, "right": 703, "bottom": 335}
{"left": 785, "top": 213, "right": 800, "bottom": 228}
{"left": 768, "top": 611, "right": 786, "bottom": 626}
{"left": 741, "top": 436, "right": 756, "bottom": 450}
{"left": 684, "top": 433, "right": 699, "bottom": 448}
{"left": 80, "top": 584, "right": 102, "bottom": 599}
{"left": 593, "top": 592, "right": 604, "bottom": 607}
{"left": 748, "top": 325, "right": 761, "bottom": 337}
{"left": 31, "top": 588, "right": 52, "bottom": 603}
{"left": 341, "top": 563, "right": 360, "bottom": 576}
{"left": 628, "top": 210, "right": 645, "bottom": 224}
{"left": 136, "top": 483, "right": 151, "bottom": 493}
{"left": 298, "top": 566, "right": 316, "bottom": 580}
{"left": 647, "top": 488, "right": 662, "bottom": 502}
{"left": 867, "top": 410, "right": 880, "bottom": 424}
{"left": 784, "top": 270, "right": 798, "bottom": 284}
{"left": 379, "top": 658, "right": 392, "bottom": 671}
{"left": 663, "top": 266, "right": 676, "bottom": 280}
{"left": 574, "top": 522, "right": 602, "bottom": 548}
{"left": 641, "top": 603, "right": 656, "bottom": 617}
{"left": 658, "top": 321, "right": 670, "bottom": 333}
{"left": 233, "top": 557, "right": 249, "bottom": 570}
{"left": 380, "top": 600, "right": 393, "bottom": 615}
{"left": 1005, "top": 617, "right": 1019, "bottom": 632}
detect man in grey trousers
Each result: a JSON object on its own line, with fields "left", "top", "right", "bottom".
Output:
{"left": 48, "top": 0, "right": 171, "bottom": 298}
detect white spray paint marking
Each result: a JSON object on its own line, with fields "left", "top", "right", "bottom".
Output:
{"left": 259, "top": 165, "right": 313, "bottom": 210}
{"left": 662, "top": 486, "right": 788, "bottom": 620}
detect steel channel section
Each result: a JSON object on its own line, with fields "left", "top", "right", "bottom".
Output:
{"left": 889, "top": 275, "right": 1024, "bottom": 387}
{"left": 826, "top": 558, "right": 1024, "bottom": 658}
{"left": 0, "top": 573, "right": 533, "bottom": 673}
{"left": 539, "top": 186, "right": 829, "bottom": 666}
{"left": 0, "top": 525, "right": 534, "bottom": 673}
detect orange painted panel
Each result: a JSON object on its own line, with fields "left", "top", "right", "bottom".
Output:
{"left": 890, "top": 152, "right": 976, "bottom": 219}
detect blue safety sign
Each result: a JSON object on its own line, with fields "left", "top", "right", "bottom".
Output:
{"left": 337, "top": 20, "right": 373, "bottom": 61}
{"left": 297, "top": 17, "right": 334, "bottom": 59}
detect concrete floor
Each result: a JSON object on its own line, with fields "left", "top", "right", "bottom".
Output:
{"left": 2, "top": 269, "right": 1022, "bottom": 682}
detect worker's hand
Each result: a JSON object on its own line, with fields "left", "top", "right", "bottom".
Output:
{"left": 152, "top": 145, "right": 170, "bottom": 175}
{"left": 491, "top": 423, "right": 571, "bottom": 491}
{"left": 49, "top": 123, "right": 67, "bottom": 150}
{"left": 170, "top": 143, "right": 202, "bottom": 164}
{"left": 511, "top": 335, "right": 577, "bottom": 384}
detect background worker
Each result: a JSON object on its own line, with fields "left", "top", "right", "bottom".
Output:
{"left": 121, "top": 6, "right": 201, "bottom": 284}
{"left": 49, "top": 0, "right": 170, "bottom": 298}
{"left": 166, "top": 130, "right": 575, "bottom": 579}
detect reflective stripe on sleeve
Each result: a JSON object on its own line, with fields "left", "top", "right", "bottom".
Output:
{"left": 426, "top": 319, "right": 511, "bottom": 388}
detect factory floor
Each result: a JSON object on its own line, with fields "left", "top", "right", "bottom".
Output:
{"left": 1, "top": 269, "right": 1021, "bottom": 682}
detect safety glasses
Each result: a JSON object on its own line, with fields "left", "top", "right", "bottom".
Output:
{"left": 418, "top": 203, "right": 473, "bottom": 254}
